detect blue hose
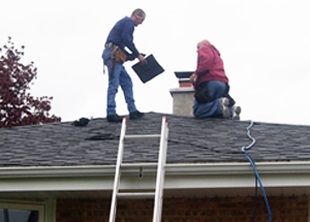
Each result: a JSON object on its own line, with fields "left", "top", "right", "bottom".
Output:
{"left": 241, "top": 121, "right": 272, "bottom": 222}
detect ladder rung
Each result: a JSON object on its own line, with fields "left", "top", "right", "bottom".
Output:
{"left": 124, "top": 134, "right": 161, "bottom": 140}
{"left": 117, "top": 192, "right": 155, "bottom": 199}
{"left": 120, "top": 163, "right": 157, "bottom": 169}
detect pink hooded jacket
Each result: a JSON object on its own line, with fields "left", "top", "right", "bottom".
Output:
{"left": 193, "top": 42, "right": 229, "bottom": 89}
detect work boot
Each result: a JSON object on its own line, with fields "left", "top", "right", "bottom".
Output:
{"left": 231, "top": 106, "right": 242, "bottom": 120}
{"left": 129, "top": 110, "right": 144, "bottom": 120}
{"left": 107, "top": 114, "right": 123, "bottom": 123}
{"left": 219, "top": 97, "right": 230, "bottom": 119}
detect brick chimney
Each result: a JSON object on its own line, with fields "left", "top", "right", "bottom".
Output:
{"left": 169, "top": 72, "right": 195, "bottom": 116}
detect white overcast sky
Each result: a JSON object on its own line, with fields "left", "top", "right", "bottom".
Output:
{"left": 1, "top": 0, "right": 310, "bottom": 125}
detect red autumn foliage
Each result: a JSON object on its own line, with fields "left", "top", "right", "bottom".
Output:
{"left": 0, "top": 37, "right": 61, "bottom": 128}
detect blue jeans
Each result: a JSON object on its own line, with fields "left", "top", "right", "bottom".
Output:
{"left": 193, "top": 80, "right": 230, "bottom": 118}
{"left": 102, "top": 49, "right": 137, "bottom": 115}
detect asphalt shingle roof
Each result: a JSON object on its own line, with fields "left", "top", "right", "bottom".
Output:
{"left": 1, "top": 112, "right": 310, "bottom": 167}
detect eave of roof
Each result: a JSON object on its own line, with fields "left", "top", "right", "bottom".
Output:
{"left": 2, "top": 112, "right": 310, "bottom": 197}
{"left": 0, "top": 161, "right": 310, "bottom": 194}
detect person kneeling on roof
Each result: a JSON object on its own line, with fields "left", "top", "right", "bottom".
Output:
{"left": 190, "top": 39, "right": 241, "bottom": 120}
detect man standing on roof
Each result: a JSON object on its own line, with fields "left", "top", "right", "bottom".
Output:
{"left": 190, "top": 40, "right": 241, "bottom": 120}
{"left": 102, "top": 8, "right": 147, "bottom": 123}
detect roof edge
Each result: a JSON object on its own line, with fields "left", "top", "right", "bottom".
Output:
{"left": 0, "top": 161, "right": 309, "bottom": 178}
{"left": 0, "top": 161, "right": 310, "bottom": 193}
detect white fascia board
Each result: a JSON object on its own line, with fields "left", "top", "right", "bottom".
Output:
{"left": 0, "top": 161, "right": 309, "bottom": 177}
{"left": 0, "top": 161, "right": 310, "bottom": 192}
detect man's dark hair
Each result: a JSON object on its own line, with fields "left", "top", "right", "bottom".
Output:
{"left": 131, "top": 8, "right": 145, "bottom": 17}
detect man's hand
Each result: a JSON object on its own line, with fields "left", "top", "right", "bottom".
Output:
{"left": 138, "top": 53, "right": 147, "bottom": 64}
{"left": 190, "top": 73, "right": 197, "bottom": 84}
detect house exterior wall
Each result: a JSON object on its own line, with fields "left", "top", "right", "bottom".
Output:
{"left": 56, "top": 195, "right": 308, "bottom": 222}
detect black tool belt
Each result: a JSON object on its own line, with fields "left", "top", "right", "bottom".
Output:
{"left": 194, "top": 81, "right": 236, "bottom": 106}
{"left": 194, "top": 81, "right": 211, "bottom": 104}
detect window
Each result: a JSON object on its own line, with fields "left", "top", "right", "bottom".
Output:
{"left": 0, "top": 202, "right": 45, "bottom": 222}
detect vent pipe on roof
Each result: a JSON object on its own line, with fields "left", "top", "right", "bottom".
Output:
{"left": 169, "top": 72, "right": 195, "bottom": 117}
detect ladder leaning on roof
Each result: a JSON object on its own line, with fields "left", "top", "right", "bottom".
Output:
{"left": 108, "top": 116, "right": 169, "bottom": 222}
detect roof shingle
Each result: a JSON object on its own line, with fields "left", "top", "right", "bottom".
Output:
{"left": 1, "top": 112, "right": 310, "bottom": 167}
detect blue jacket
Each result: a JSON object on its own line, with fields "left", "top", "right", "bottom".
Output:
{"left": 105, "top": 16, "right": 140, "bottom": 58}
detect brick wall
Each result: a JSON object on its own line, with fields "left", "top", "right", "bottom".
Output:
{"left": 56, "top": 195, "right": 308, "bottom": 222}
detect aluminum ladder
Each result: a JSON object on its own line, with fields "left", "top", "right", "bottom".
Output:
{"left": 108, "top": 116, "right": 169, "bottom": 222}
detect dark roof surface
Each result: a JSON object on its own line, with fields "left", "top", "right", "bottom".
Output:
{"left": 0, "top": 112, "right": 310, "bottom": 167}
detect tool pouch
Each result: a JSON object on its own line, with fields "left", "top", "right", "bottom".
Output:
{"left": 113, "top": 48, "right": 127, "bottom": 64}
{"left": 194, "top": 82, "right": 211, "bottom": 104}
